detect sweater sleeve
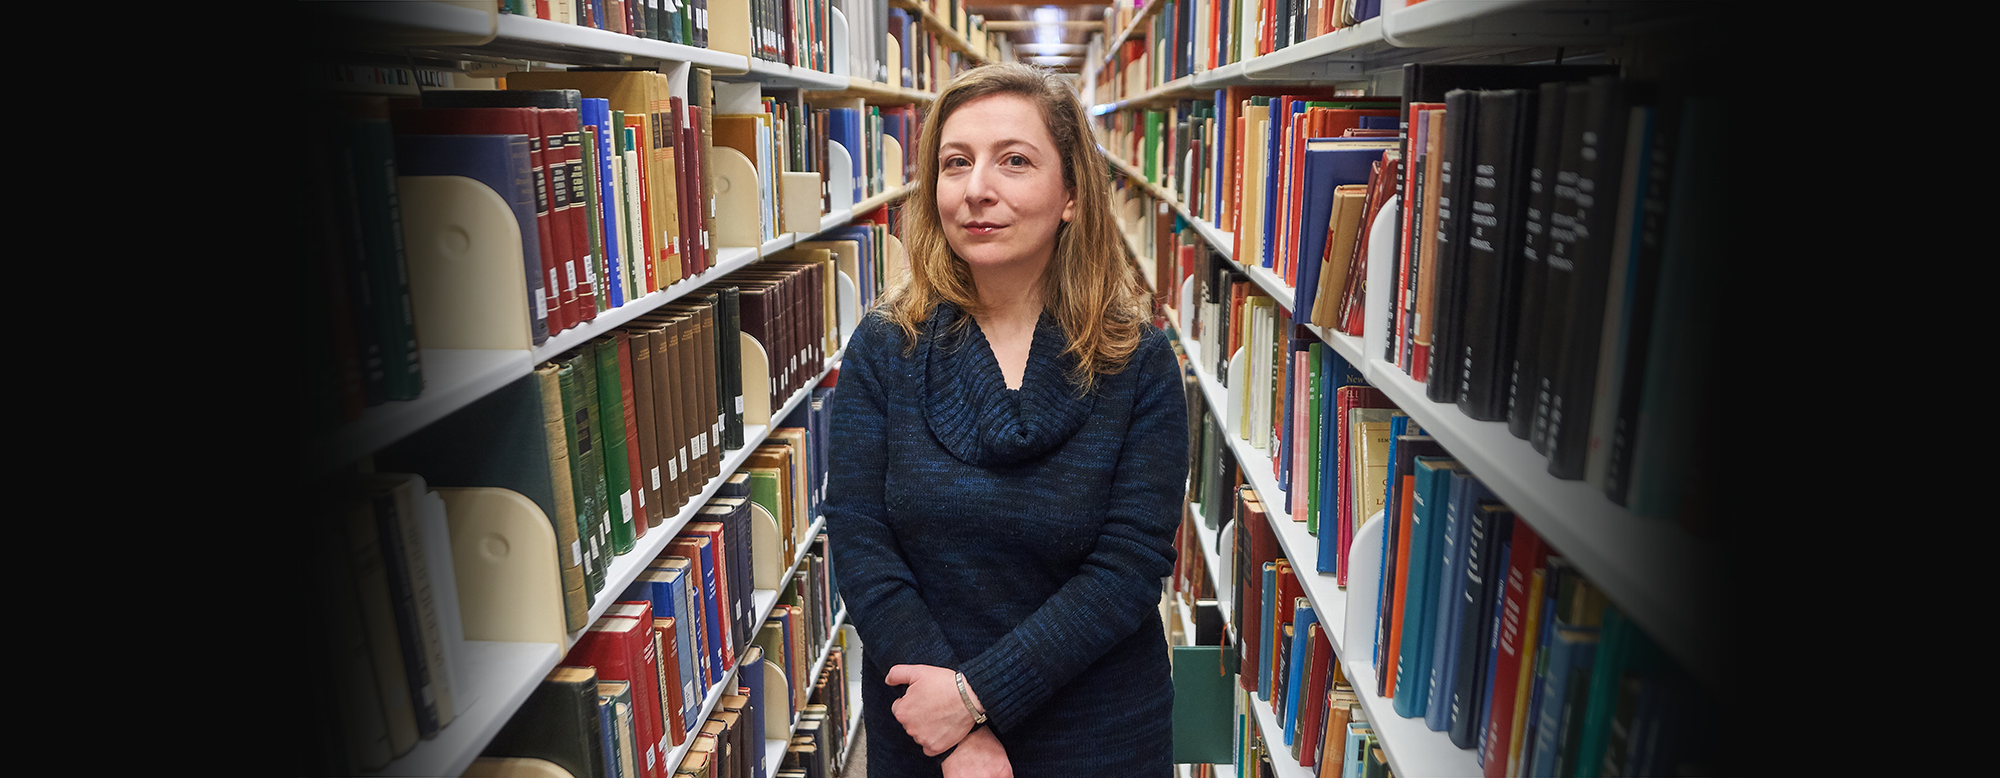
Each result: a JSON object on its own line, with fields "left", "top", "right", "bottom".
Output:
{"left": 955, "top": 330, "right": 1189, "bottom": 732}
{"left": 825, "top": 317, "right": 963, "bottom": 671}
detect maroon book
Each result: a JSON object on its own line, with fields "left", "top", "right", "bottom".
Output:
{"left": 555, "top": 107, "right": 596, "bottom": 320}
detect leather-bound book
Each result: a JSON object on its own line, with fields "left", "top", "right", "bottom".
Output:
{"left": 483, "top": 666, "right": 607, "bottom": 778}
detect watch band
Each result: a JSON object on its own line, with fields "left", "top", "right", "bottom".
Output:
{"left": 954, "top": 671, "right": 988, "bottom": 725}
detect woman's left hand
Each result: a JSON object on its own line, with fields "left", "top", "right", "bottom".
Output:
{"left": 884, "top": 664, "right": 980, "bottom": 755}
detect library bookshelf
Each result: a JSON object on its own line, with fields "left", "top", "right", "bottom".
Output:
{"left": 1096, "top": 2, "right": 1712, "bottom": 775}
{"left": 306, "top": 2, "right": 937, "bottom": 775}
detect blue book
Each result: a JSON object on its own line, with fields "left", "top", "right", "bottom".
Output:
{"left": 583, "top": 98, "right": 623, "bottom": 309}
{"left": 1518, "top": 560, "right": 1571, "bottom": 775}
{"left": 595, "top": 693, "right": 620, "bottom": 778}
{"left": 1393, "top": 456, "right": 1456, "bottom": 718}
{"left": 1528, "top": 628, "right": 1600, "bottom": 778}
{"left": 828, "top": 107, "right": 864, "bottom": 203}
{"left": 620, "top": 567, "right": 701, "bottom": 733}
{"left": 1344, "top": 724, "right": 1374, "bottom": 778}
{"left": 390, "top": 133, "right": 547, "bottom": 345}
{"left": 1312, "top": 348, "right": 1368, "bottom": 570}
{"left": 1475, "top": 535, "right": 1513, "bottom": 764}
{"left": 1360, "top": 115, "right": 1398, "bottom": 130}
{"left": 1282, "top": 600, "right": 1317, "bottom": 742}
{"left": 1423, "top": 466, "right": 1485, "bottom": 731}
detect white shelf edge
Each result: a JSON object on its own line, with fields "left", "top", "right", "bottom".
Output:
{"left": 1245, "top": 687, "right": 1317, "bottom": 778}
{"left": 530, "top": 246, "right": 763, "bottom": 364}
{"left": 490, "top": 14, "right": 751, "bottom": 70}
{"left": 373, "top": 641, "right": 564, "bottom": 777}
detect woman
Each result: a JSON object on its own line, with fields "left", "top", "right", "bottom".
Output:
{"left": 825, "top": 62, "right": 1188, "bottom": 777}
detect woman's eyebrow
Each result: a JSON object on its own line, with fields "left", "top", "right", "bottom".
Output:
{"left": 939, "top": 138, "right": 1039, "bottom": 154}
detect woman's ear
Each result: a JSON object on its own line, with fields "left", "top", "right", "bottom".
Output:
{"left": 1062, "top": 190, "right": 1075, "bottom": 223}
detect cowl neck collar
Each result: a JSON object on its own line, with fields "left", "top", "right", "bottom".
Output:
{"left": 921, "top": 303, "right": 1095, "bottom": 467}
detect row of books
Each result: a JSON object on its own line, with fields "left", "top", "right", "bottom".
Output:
{"left": 1183, "top": 371, "right": 1712, "bottom": 776}
{"left": 766, "top": 642, "right": 854, "bottom": 778}
{"left": 714, "top": 80, "right": 920, "bottom": 236}
{"left": 499, "top": 0, "right": 710, "bottom": 49}
{"left": 1093, "top": 0, "right": 1388, "bottom": 105}
{"left": 1115, "top": 63, "right": 1719, "bottom": 526}
{"left": 900, "top": 0, "right": 1002, "bottom": 64}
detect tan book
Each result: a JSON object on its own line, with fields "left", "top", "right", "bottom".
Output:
{"left": 1313, "top": 185, "right": 1370, "bottom": 327}
{"left": 1349, "top": 413, "right": 1396, "bottom": 534}
{"left": 659, "top": 300, "right": 723, "bottom": 484}
{"left": 1241, "top": 102, "right": 1271, "bottom": 267}
{"left": 534, "top": 364, "right": 590, "bottom": 630}
{"left": 626, "top": 322, "right": 686, "bottom": 511}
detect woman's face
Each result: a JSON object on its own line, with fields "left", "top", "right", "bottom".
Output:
{"left": 935, "top": 92, "right": 1075, "bottom": 276}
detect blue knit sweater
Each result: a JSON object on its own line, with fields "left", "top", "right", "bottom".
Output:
{"left": 826, "top": 303, "right": 1188, "bottom": 775}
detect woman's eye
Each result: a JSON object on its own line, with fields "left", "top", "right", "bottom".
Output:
{"left": 1005, "top": 155, "right": 1029, "bottom": 166}
{"left": 943, "top": 157, "right": 969, "bottom": 168}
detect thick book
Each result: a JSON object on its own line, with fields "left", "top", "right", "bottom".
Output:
{"left": 483, "top": 666, "right": 607, "bottom": 778}
{"left": 1455, "top": 88, "right": 1538, "bottom": 421}
{"left": 1423, "top": 90, "right": 1478, "bottom": 405}
{"left": 342, "top": 98, "right": 425, "bottom": 401}
{"left": 1545, "top": 76, "right": 1638, "bottom": 481}
{"left": 1506, "top": 83, "right": 1574, "bottom": 440}
{"left": 1528, "top": 84, "right": 1594, "bottom": 454}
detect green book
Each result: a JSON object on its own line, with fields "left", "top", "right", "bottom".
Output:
{"left": 1572, "top": 606, "right": 1666, "bottom": 778}
{"left": 1144, "top": 110, "right": 1163, "bottom": 183}
{"left": 1171, "top": 645, "right": 1235, "bottom": 764}
{"left": 574, "top": 345, "right": 615, "bottom": 577}
{"left": 558, "top": 356, "right": 606, "bottom": 597}
{"left": 594, "top": 337, "right": 638, "bottom": 556}
{"left": 745, "top": 468, "right": 784, "bottom": 535}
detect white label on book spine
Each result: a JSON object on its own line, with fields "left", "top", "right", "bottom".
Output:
{"left": 651, "top": 466, "right": 661, "bottom": 490}
{"left": 571, "top": 540, "right": 582, "bottom": 566}
{"left": 680, "top": 447, "right": 689, "bottom": 473}
{"left": 668, "top": 459, "right": 678, "bottom": 481}
{"left": 566, "top": 260, "right": 577, "bottom": 291}
{"left": 736, "top": 395, "right": 743, "bottom": 413}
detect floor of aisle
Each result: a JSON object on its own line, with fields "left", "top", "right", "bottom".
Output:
{"left": 841, "top": 720, "right": 866, "bottom": 777}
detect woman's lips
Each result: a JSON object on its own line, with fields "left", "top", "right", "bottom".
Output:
{"left": 963, "top": 222, "right": 1004, "bottom": 235}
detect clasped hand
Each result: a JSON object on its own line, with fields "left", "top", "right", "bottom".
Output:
{"left": 885, "top": 664, "right": 1011, "bottom": 777}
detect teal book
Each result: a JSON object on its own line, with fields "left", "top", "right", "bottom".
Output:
{"left": 1572, "top": 606, "right": 1667, "bottom": 777}
{"left": 1259, "top": 561, "right": 1279, "bottom": 701}
{"left": 1171, "top": 645, "right": 1236, "bottom": 764}
{"left": 1392, "top": 456, "right": 1458, "bottom": 719}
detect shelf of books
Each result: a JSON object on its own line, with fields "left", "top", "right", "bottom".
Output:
{"left": 1120, "top": 2, "right": 1719, "bottom": 775}
{"left": 306, "top": 7, "right": 927, "bottom": 774}
{"left": 888, "top": 0, "right": 992, "bottom": 66}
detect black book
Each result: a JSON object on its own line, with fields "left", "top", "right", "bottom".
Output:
{"left": 1546, "top": 76, "right": 1640, "bottom": 481}
{"left": 1507, "top": 82, "right": 1572, "bottom": 440}
{"left": 1529, "top": 83, "right": 1593, "bottom": 455}
{"left": 1195, "top": 599, "right": 1226, "bottom": 646}
{"left": 1424, "top": 89, "right": 1478, "bottom": 404}
{"left": 1456, "top": 88, "right": 1538, "bottom": 421}
{"left": 1605, "top": 87, "right": 1684, "bottom": 505}
{"left": 485, "top": 666, "right": 608, "bottom": 778}
{"left": 719, "top": 286, "right": 745, "bottom": 451}
{"left": 1448, "top": 505, "right": 1514, "bottom": 748}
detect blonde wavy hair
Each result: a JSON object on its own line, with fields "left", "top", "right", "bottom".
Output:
{"left": 879, "top": 62, "right": 1147, "bottom": 394}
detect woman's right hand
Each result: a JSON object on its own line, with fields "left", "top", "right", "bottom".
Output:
{"left": 941, "top": 726, "right": 1012, "bottom": 778}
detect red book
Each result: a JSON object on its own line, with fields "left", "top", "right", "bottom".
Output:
{"left": 670, "top": 96, "right": 695, "bottom": 280}
{"left": 1397, "top": 102, "right": 1446, "bottom": 373}
{"left": 683, "top": 520, "right": 739, "bottom": 666}
{"left": 1270, "top": 561, "right": 1302, "bottom": 704}
{"left": 555, "top": 108, "right": 597, "bottom": 320}
{"left": 566, "top": 613, "right": 665, "bottom": 778}
{"left": 1297, "top": 623, "right": 1334, "bottom": 767}
{"left": 1481, "top": 523, "right": 1548, "bottom": 777}
{"left": 1381, "top": 471, "right": 1419, "bottom": 698}
{"left": 667, "top": 536, "right": 726, "bottom": 682}
{"left": 537, "top": 108, "right": 579, "bottom": 331}
{"left": 386, "top": 104, "right": 564, "bottom": 332}
{"left": 1237, "top": 486, "right": 1280, "bottom": 692}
